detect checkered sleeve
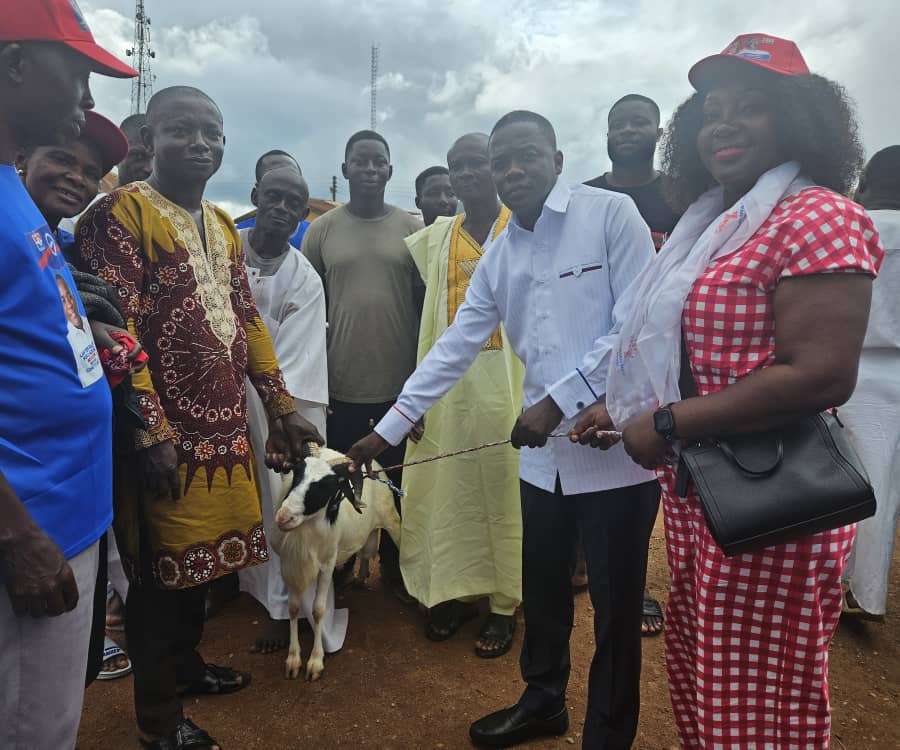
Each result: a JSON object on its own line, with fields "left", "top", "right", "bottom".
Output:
{"left": 776, "top": 189, "right": 884, "bottom": 280}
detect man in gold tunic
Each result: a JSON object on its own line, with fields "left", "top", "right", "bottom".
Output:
{"left": 76, "top": 85, "right": 321, "bottom": 750}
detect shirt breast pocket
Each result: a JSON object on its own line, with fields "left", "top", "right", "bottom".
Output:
{"left": 557, "top": 261, "right": 604, "bottom": 280}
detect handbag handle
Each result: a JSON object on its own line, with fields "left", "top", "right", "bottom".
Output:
{"left": 717, "top": 438, "right": 784, "bottom": 477}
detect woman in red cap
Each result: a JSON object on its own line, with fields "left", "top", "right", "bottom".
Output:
{"left": 20, "top": 110, "right": 127, "bottom": 249}
{"left": 575, "top": 34, "right": 883, "bottom": 747}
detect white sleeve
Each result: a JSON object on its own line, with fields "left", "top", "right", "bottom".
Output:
{"left": 547, "top": 197, "right": 654, "bottom": 418}
{"left": 376, "top": 260, "right": 501, "bottom": 445}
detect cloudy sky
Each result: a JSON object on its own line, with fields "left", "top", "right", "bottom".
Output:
{"left": 83, "top": 0, "right": 899, "bottom": 218}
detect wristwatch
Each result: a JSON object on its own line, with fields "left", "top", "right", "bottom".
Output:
{"left": 653, "top": 404, "right": 678, "bottom": 443}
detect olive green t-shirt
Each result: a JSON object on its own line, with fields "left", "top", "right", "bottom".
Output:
{"left": 302, "top": 204, "right": 424, "bottom": 403}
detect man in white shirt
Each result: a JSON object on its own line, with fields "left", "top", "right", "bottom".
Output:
{"left": 349, "top": 110, "right": 659, "bottom": 749}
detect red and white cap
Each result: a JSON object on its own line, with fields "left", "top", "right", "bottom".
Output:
{"left": 81, "top": 111, "right": 129, "bottom": 173}
{"left": 689, "top": 34, "right": 809, "bottom": 91}
{"left": 0, "top": 0, "right": 138, "bottom": 78}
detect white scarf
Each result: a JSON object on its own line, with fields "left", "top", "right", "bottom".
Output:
{"left": 606, "top": 161, "right": 813, "bottom": 428}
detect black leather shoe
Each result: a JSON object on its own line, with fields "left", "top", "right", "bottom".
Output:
{"left": 469, "top": 704, "right": 568, "bottom": 748}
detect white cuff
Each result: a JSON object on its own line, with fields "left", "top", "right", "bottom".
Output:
{"left": 547, "top": 369, "right": 601, "bottom": 420}
{"left": 375, "top": 405, "right": 417, "bottom": 446}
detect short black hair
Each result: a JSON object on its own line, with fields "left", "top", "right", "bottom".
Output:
{"left": 489, "top": 110, "right": 556, "bottom": 149}
{"left": 414, "top": 165, "right": 449, "bottom": 197}
{"left": 146, "top": 85, "right": 222, "bottom": 125}
{"left": 862, "top": 145, "right": 900, "bottom": 195}
{"left": 255, "top": 149, "right": 299, "bottom": 181}
{"left": 609, "top": 94, "right": 660, "bottom": 123}
{"left": 662, "top": 73, "right": 864, "bottom": 211}
{"left": 119, "top": 113, "right": 147, "bottom": 139}
{"left": 344, "top": 130, "right": 390, "bottom": 161}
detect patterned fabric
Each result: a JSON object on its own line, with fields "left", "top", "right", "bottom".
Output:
{"left": 76, "top": 182, "right": 294, "bottom": 589}
{"left": 447, "top": 207, "right": 510, "bottom": 351}
{"left": 662, "top": 187, "right": 883, "bottom": 748}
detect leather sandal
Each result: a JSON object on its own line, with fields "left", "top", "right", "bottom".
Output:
{"left": 177, "top": 664, "right": 251, "bottom": 696}
{"left": 474, "top": 613, "right": 516, "bottom": 658}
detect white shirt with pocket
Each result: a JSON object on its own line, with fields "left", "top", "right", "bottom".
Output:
{"left": 377, "top": 178, "right": 656, "bottom": 495}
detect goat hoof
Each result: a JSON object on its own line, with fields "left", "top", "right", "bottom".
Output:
{"left": 305, "top": 662, "right": 323, "bottom": 682}
{"left": 285, "top": 657, "right": 302, "bottom": 680}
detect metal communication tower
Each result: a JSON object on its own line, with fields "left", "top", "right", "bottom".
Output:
{"left": 125, "top": 0, "right": 156, "bottom": 114}
{"left": 370, "top": 44, "right": 379, "bottom": 131}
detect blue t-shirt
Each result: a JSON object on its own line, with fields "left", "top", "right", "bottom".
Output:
{"left": 235, "top": 216, "right": 309, "bottom": 249}
{"left": 0, "top": 165, "right": 113, "bottom": 560}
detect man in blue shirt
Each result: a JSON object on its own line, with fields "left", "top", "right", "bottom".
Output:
{"left": 235, "top": 149, "right": 310, "bottom": 248}
{"left": 0, "top": 1, "right": 137, "bottom": 748}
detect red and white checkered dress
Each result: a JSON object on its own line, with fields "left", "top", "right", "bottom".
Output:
{"left": 661, "top": 187, "right": 883, "bottom": 749}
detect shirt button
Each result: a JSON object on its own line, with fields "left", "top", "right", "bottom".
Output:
{"left": 577, "top": 401, "right": 585, "bottom": 410}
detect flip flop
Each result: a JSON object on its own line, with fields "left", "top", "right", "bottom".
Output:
{"left": 841, "top": 587, "right": 885, "bottom": 622}
{"left": 425, "top": 600, "right": 479, "bottom": 642}
{"left": 96, "top": 636, "right": 132, "bottom": 680}
{"left": 641, "top": 593, "right": 664, "bottom": 637}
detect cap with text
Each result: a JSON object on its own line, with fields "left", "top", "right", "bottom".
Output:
{"left": 0, "top": 0, "right": 137, "bottom": 78}
{"left": 689, "top": 34, "right": 809, "bottom": 91}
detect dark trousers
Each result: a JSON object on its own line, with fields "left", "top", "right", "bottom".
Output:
{"left": 125, "top": 577, "right": 209, "bottom": 736}
{"left": 327, "top": 399, "right": 406, "bottom": 580}
{"left": 518, "top": 478, "right": 660, "bottom": 750}
{"left": 85, "top": 531, "right": 108, "bottom": 687}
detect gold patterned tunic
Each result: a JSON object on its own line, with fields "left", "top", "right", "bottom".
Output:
{"left": 76, "top": 182, "right": 294, "bottom": 589}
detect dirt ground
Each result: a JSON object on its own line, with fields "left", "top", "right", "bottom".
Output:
{"left": 79, "top": 517, "right": 900, "bottom": 750}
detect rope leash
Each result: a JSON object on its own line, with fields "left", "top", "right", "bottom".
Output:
{"left": 363, "top": 430, "right": 623, "bottom": 497}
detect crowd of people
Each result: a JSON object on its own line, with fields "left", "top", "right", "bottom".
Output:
{"left": 1, "top": 2, "right": 898, "bottom": 750}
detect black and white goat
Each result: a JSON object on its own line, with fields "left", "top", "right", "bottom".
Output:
{"left": 271, "top": 446, "right": 401, "bottom": 681}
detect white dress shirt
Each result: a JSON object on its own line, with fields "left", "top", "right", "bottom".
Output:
{"left": 376, "top": 179, "right": 656, "bottom": 495}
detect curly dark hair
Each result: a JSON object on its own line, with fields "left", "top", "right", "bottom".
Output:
{"left": 661, "top": 73, "right": 864, "bottom": 211}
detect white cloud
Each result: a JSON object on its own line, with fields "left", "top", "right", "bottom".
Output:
{"left": 81, "top": 0, "right": 900, "bottom": 212}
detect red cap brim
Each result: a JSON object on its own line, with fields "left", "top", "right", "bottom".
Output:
{"left": 64, "top": 39, "right": 138, "bottom": 79}
{"left": 82, "top": 111, "right": 129, "bottom": 174}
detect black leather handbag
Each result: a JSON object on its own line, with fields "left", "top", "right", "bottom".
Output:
{"left": 675, "top": 341, "right": 876, "bottom": 556}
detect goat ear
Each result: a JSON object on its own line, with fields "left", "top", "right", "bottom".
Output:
{"left": 332, "top": 462, "right": 364, "bottom": 503}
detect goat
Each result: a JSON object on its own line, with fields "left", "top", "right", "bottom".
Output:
{"left": 271, "top": 445, "right": 401, "bottom": 681}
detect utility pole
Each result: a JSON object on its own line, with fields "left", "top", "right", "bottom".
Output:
{"left": 330, "top": 175, "right": 337, "bottom": 201}
{"left": 370, "top": 44, "right": 379, "bottom": 131}
{"left": 125, "top": 0, "right": 156, "bottom": 114}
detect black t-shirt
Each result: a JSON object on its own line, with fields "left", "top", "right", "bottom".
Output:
{"left": 584, "top": 173, "right": 681, "bottom": 251}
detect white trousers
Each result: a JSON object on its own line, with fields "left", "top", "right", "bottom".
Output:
{"left": 0, "top": 540, "right": 99, "bottom": 750}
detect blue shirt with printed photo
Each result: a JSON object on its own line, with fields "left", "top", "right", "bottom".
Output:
{"left": 0, "top": 165, "right": 112, "bottom": 560}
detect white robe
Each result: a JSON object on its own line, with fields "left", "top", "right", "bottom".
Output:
{"left": 237, "top": 242, "right": 348, "bottom": 652}
{"left": 842, "top": 210, "right": 900, "bottom": 615}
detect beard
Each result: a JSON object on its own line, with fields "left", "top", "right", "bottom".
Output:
{"left": 607, "top": 138, "right": 656, "bottom": 167}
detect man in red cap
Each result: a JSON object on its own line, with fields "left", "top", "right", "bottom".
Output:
{"left": 0, "top": 1, "right": 136, "bottom": 747}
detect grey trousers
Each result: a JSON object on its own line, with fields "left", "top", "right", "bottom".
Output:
{"left": 0, "top": 540, "right": 99, "bottom": 750}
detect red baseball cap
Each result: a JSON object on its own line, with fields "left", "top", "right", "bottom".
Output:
{"left": 689, "top": 34, "right": 809, "bottom": 91}
{"left": 0, "top": 0, "right": 138, "bottom": 78}
{"left": 81, "top": 111, "right": 129, "bottom": 174}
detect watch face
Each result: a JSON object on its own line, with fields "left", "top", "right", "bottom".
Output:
{"left": 654, "top": 409, "right": 674, "bottom": 434}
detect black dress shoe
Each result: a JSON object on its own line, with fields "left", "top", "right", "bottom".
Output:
{"left": 469, "top": 704, "right": 568, "bottom": 748}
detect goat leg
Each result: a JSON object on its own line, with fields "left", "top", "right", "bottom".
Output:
{"left": 305, "top": 564, "right": 333, "bottom": 682}
{"left": 284, "top": 592, "right": 303, "bottom": 680}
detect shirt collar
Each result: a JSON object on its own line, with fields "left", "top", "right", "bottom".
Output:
{"left": 510, "top": 177, "right": 571, "bottom": 232}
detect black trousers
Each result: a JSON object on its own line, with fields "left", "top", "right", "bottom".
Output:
{"left": 518, "top": 478, "right": 660, "bottom": 750}
{"left": 327, "top": 399, "right": 406, "bottom": 580}
{"left": 125, "top": 577, "right": 209, "bottom": 736}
